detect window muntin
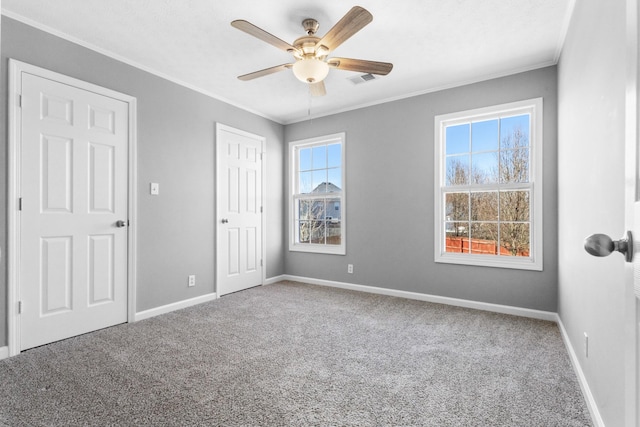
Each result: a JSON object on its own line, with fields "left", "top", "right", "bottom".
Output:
{"left": 290, "top": 133, "right": 345, "bottom": 254}
{"left": 435, "top": 99, "right": 542, "bottom": 270}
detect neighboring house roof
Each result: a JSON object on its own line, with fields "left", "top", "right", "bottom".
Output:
{"left": 311, "top": 182, "right": 341, "bottom": 193}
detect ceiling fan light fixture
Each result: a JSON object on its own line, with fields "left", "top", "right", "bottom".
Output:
{"left": 232, "top": 6, "right": 392, "bottom": 95}
{"left": 292, "top": 58, "right": 329, "bottom": 83}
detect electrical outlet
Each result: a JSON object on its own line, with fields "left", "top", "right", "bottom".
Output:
{"left": 188, "top": 275, "right": 196, "bottom": 287}
{"left": 347, "top": 264, "right": 354, "bottom": 274}
{"left": 584, "top": 332, "right": 589, "bottom": 358}
{"left": 150, "top": 182, "right": 159, "bottom": 195}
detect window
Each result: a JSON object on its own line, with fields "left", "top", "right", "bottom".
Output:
{"left": 434, "top": 98, "right": 543, "bottom": 270}
{"left": 290, "top": 133, "right": 345, "bottom": 255}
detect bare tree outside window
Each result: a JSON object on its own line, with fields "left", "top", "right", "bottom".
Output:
{"left": 444, "top": 118, "right": 531, "bottom": 257}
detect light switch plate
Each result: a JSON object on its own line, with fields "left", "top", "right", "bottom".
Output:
{"left": 150, "top": 183, "right": 159, "bottom": 195}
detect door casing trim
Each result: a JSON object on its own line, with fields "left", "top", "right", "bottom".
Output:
{"left": 215, "top": 123, "right": 266, "bottom": 296}
{"left": 7, "top": 59, "right": 138, "bottom": 357}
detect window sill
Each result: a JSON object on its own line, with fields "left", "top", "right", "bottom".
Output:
{"left": 435, "top": 253, "right": 542, "bottom": 271}
{"left": 289, "top": 244, "right": 346, "bottom": 255}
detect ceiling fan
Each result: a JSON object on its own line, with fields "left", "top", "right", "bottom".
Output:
{"left": 231, "top": 6, "right": 393, "bottom": 96}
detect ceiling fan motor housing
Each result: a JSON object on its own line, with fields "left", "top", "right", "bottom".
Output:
{"left": 292, "top": 36, "right": 325, "bottom": 58}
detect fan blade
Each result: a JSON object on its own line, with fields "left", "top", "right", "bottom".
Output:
{"left": 231, "top": 20, "right": 299, "bottom": 54}
{"left": 238, "top": 64, "right": 292, "bottom": 81}
{"left": 328, "top": 58, "right": 393, "bottom": 75}
{"left": 317, "top": 6, "right": 373, "bottom": 53}
{"left": 309, "top": 81, "right": 326, "bottom": 97}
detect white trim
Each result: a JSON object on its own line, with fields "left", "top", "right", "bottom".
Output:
{"left": 261, "top": 149, "right": 267, "bottom": 286}
{"left": 1, "top": 10, "right": 561, "bottom": 127}
{"left": 134, "top": 293, "right": 218, "bottom": 322}
{"left": 625, "top": 2, "right": 640, "bottom": 426}
{"left": 7, "top": 60, "right": 21, "bottom": 357}
{"left": 284, "top": 61, "right": 557, "bottom": 125}
{"left": 215, "top": 123, "right": 266, "bottom": 295}
{"left": 554, "top": 0, "right": 578, "bottom": 63}
{"left": 557, "top": 317, "right": 605, "bottom": 427}
{"left": 288, "top": 133, "right": 346, "bottom": 255}
{"left": 278, "top": 274, "right": 556, "bottom": 322}
{"left": 7, "top": 59, "right": 138, "bottom": 357}
{"left": 0, "top": 346, "right": 9, "bottom": 361}
{"left": 433, "top": 98, "right": 544, "bottom": 271}
{"left": 127, "top": 98, "right": 139, "bottom": 324}
{"left": 0, "top": 10, "right": 283, "bottom": 125}
{"left": 264, "top": 275, "right": 287, "bottom": 285}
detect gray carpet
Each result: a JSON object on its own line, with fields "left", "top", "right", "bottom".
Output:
{"left": 0, "top": 281, "right": 591, "bottom": 426}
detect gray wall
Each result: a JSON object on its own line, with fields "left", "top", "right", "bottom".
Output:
{"left": 0, "top": 16, "right": 285, "bottom": 346}
{"left": 285, "top": 66, "right": 558, "bottom": 312}
{"left": 557, "top": 0, "right": 627, "bottom": 424}
{"left": 0, "top": 15, "right": 561, "bottom": 352}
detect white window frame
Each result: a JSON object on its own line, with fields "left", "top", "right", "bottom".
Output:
{"left": 289, "top": 133, "right": 346, "bottom": 255}
{"left": 434, "top": 98, "right": 543, "bottom": 271}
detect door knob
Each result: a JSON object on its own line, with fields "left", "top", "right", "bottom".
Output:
{"left": 221, "top": 218, "right": 228, "bottom": 224}
{"left": 584, "top": 231, "right": 633, "bottom": 263}
{"left": 115, "top": 220, "right": 127, "bottom": 228}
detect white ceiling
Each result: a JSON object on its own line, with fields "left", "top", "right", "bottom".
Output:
{"left": 2, "top": 0, "right": 574, "bottom": 124}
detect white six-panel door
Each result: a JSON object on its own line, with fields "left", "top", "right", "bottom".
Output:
{"left": 18, "top": 70, "right": 130, "bottom": 350}
{"left": 216, "top": 124, "right": 264, "bottom": 296}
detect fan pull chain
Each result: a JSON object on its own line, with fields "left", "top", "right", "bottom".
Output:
{"left": 307, "top": 89, "right": 313, "bottom": 124}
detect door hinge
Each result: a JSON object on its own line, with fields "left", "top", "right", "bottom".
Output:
{"left": 18, "top": 198, "right": 22, "bottom": 211}
{"left": 18, "top": 301, "right": 23, "bottom": 314}
{"left": 260, "top": 206, "right": 263, "bottom": 213}
{"left": 260, "top": 259, "right": 263, "bottom": 267}
{"left": 260, "top": 152, "right": 263, "bottom": 160}
{"left": 17, "top": 94, "right": 22, "bottom": 108}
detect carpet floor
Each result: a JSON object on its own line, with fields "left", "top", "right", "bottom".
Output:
{"left": 0, "top": 281, "right": 591, "bottom": 426}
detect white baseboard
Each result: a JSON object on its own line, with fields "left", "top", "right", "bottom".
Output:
{"left": 279, "top": 275, "right": 557, "bottom": 321}
{"left": 264, "top": 275, "right": 287, "bottom": 285}
{"left": 557, "top": 317, "right": 604, "bottom": 427}
{"left": 0, "top": 346, "right": 8, "bottom": 361}
{"left": 134, "top": 293, "right": 217, "bottom": 322}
